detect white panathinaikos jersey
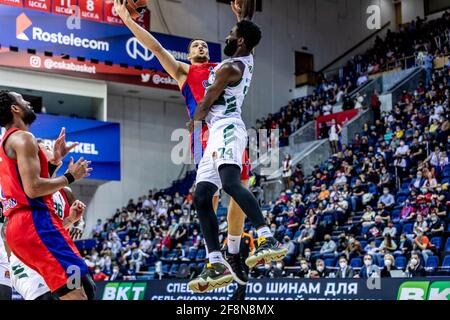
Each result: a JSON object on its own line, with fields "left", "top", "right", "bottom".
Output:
{"left": 205, "top": 55, "right": 254, "bottom": 128}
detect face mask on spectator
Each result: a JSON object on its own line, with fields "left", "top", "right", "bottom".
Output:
{"left": 431, "top": 215, "right": 438, "bottom": 222}
{"left": 317, "top": 265, "right": 324, "bottom": 272}
{"left": 113, "top": 268, "right": 119, "bottom": 273}
{"left": 411, "top": 258, "right": 418, "bottom": 266}
{"left": 364, "top": 258, "right": 372, "bottom": 266}
{"left": 301, "top": 263, "right": 308, "bottom": 270}
{"left": 339, "top": 261, "right": 347, "bottom": 268}
{"left": 383, "top": 190, "right": 389, "bottom": 195}
{"left": 384, "top": 260, "right": 392, "bottom": 267}
{"left": 276, "top": 262, "right": 283, "bottom": 269}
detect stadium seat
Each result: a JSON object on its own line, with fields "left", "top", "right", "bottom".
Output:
{"left": 442, "top": 256, "right": 450, "bottom": 268}
{"left": 396, "top": 256, "right": 407, "bottom": 269}
{"left": 188, "top": 248, "right": 198, "bottom": 260}
{"left": 430, "top": 237, "right": 443, "bottom": 251}
{"left": 196, "top": 249, "right": 206, "bottom": 261}
{"left": 426, "top": 256, "right": 439, "bottom": 269}
{"left": 445, "top": 238, "right": 450, "bottom": 253}
{"left": 350, "top": 257, "right": 362, "bottom": 268}
{"left": 402, "top": 223, "right": 414, "bottom": 234}
{"left": 324, "top": 258, "right": 336, "bottom": 268}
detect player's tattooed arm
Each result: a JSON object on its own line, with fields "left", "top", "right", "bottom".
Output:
{"left": 114, "top": 0, "right": 189, "bottom": 86}
{"left": 192, "top": 62, "right": 243, "bottom": 123}
{"left": 12, "top": 132, "right": 92, "bottom": 199}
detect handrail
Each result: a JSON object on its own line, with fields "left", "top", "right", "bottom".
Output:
{"left": 319, "top": 21, "right": 391, "bottom": 74}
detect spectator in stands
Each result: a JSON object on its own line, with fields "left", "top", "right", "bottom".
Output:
{"left": 92, "top": 219, "right": 103, "bottom": 238}
{"left": 329, "top": 119, "right": 342, "bottom": 155}
{"left": 378, "top": 188, "right": 395, "bottom": 210}
{"left": 350, "top": 179, "right": 365, "bottom": 211}
{"left": 283, "top": 236, "right": 297, "bottom": 266}
{"left": 382, "top": 221, "right": 397, "bottom": 238}
{"left": 425, "top": 211, "right": 445, "bottom": 237}
{"left": 109, "top": 264, "right": 124, "bottom": 281}
{"left": 296, "top": 259, "right": 311, "bottom": 278}
{"left": 282, "top": 154, "right": 293, "bottom": 190}
{"left": 405, "top": 253, "right": 426, "bottom": 277}
{"left": 315, "top": 259, "right": 331, "bottom": 278}
{"left": 93, "top": 266, "right": 109, "bottom": 281}
{"left": 336, "top": 256, "right": 354, "bottom": 279}
{"left": 380, "top": 254, "right": 398, "bottom": 278}
{"left": 320, "top": 234, "right": 337, "bottom": 257}
{"left": 413, "top": 227, "right": 434, "bottom": 263}
{"left": 379, "top": 234, "right": 398, "bottom": 253}
{"left": 296, "top": 221, "right": 315, "bottom": 258}
{"left": 357, "top": 254, "right": 380, "bottom": 278}
{"left": 371, "top": 90, "right": 382, "bottom": 121}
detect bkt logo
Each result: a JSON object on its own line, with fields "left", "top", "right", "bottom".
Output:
{"left": 126, "top": 37, "right": 154, "bottom": 62}
{"left": 16, "top": 13, "right": 32, "bottom": 41}
{"left": 102, "top": 282, "right": 147, "bottom": 300}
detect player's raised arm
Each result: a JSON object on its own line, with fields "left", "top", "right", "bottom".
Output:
{"left": 231, "top": 0, "right": 256, "bottom": 21}
{"left": 193, "top": 62, "right": 243, "bottom": 122}
{"left": 13, "top": 132, "right": 92, "bottom": 199}
{"left": 114, "top": 0, "right": 189, "bottom": 85}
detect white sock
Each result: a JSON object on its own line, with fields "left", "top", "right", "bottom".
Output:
{"left": 208, "top": 251, "right": 223, "bottom": 264}
{"left": 205, "top": 245, "right": 209, "bottom": 259}
{"left": 227, "top": 234, "right": 242, "bottom": 255}
{"left": 257, "top": 226, "right": 273, "bottom": 239}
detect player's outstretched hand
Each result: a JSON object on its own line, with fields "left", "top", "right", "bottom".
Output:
{"left": 51, "top": 127, "right": 79, "bottom": 165}
{"left": 114, "top": 0, "right": 131, "bottom": 23}
{"left": 68, "top": 157, "right": 93, "bottom": 180}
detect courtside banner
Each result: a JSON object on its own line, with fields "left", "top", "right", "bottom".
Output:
{"left": 94, "top": 278, "right": 450, "bottom": 300}
{"left": 30, "top": 113, "right": 121, "bottom": 181}
{"left": 0, "top": 5, "right": 221, "bottom": 71}
{"left": 0, "top": 48, "right": 179, "bottom": 90}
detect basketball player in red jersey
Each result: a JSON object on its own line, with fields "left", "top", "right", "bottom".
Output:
{"left": 0, "top": 90, "right": 93, "bottom": 300}
{"left": 114, "top": 0, "right": 255, "bottom": 287}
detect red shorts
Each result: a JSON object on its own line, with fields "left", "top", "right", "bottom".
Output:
{"left": 240, "top": 150, "right": 251, "bottom": 181}
{"left": 6, "top": 209, "right": 88, "bottom": 293}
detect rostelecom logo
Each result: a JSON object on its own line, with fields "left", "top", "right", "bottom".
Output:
{"left": 16, "top": 13, "right": 32, "bottom": 41}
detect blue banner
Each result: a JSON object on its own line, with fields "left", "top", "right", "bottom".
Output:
{"left": 30, "top": 114, "right": 121, "bottom": 181}
{"left": 0, "top": 5, "right": 222, "bottom": 71}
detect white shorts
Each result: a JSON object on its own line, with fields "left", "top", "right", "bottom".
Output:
{"left": 196, "top": 119, "right": 247, "bottom": 190}
{"left": 0, "top": 262, "right": 11, "bottom": 288}
{"left": 9, "top": 253, "right": 50, "bottom": 300}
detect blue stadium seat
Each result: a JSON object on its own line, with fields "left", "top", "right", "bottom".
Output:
{"left": 196, "top": 249, "right": 207, "bottom": 261}
{"left": 188, "top": 248, "right": 198, "bottom": 260}
{"left": 396, "top": 256, "right": 407, "bottom": 269}
{"left": 430, "top": 237, "right": 443, "bottom": 251}
{"left": 170, "top": 264, "right": 179, "bottom": 275}
{"left": 444, "top": 238, "right": 450, "bottom": 252}
{"left": 350, "top": 257, "right": 362, "bottom": 268}
{"left": 161, "top": 264, "right": 170, "bottom": 273}
{"left": 442, "top": 256, "right": 450, "bottom": 268}
{"left": 426, "top": 256, "right": 439, "bottom": 269}
{"left": 324, "top": 258, "right": 336, "bottom": 268}
{"left": 403, "top": 223, "right": 414, "bottom": 234}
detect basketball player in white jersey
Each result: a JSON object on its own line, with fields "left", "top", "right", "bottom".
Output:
{"left": 188, "top": 20, "right": 287, "bottom": 293}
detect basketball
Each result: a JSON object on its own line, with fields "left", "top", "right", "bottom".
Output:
{"left": 126, "top": 0, "right": 149, "bottom": 19}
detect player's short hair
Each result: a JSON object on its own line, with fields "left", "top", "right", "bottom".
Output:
{"left": 236, "top": 20, "right": 262, "bottom": 51}
{"left": 0, "top": 90, "right": 16, "bottom": 127}
{"left": 187, "top": 39, "right": 208, "bottom": 53}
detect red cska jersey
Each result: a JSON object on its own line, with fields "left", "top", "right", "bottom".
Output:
{"left": 181, "top": 63, "right": 217, "bottom": 165}
{"left": 0, "top": 128, "right": 55, "bottom": 218}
